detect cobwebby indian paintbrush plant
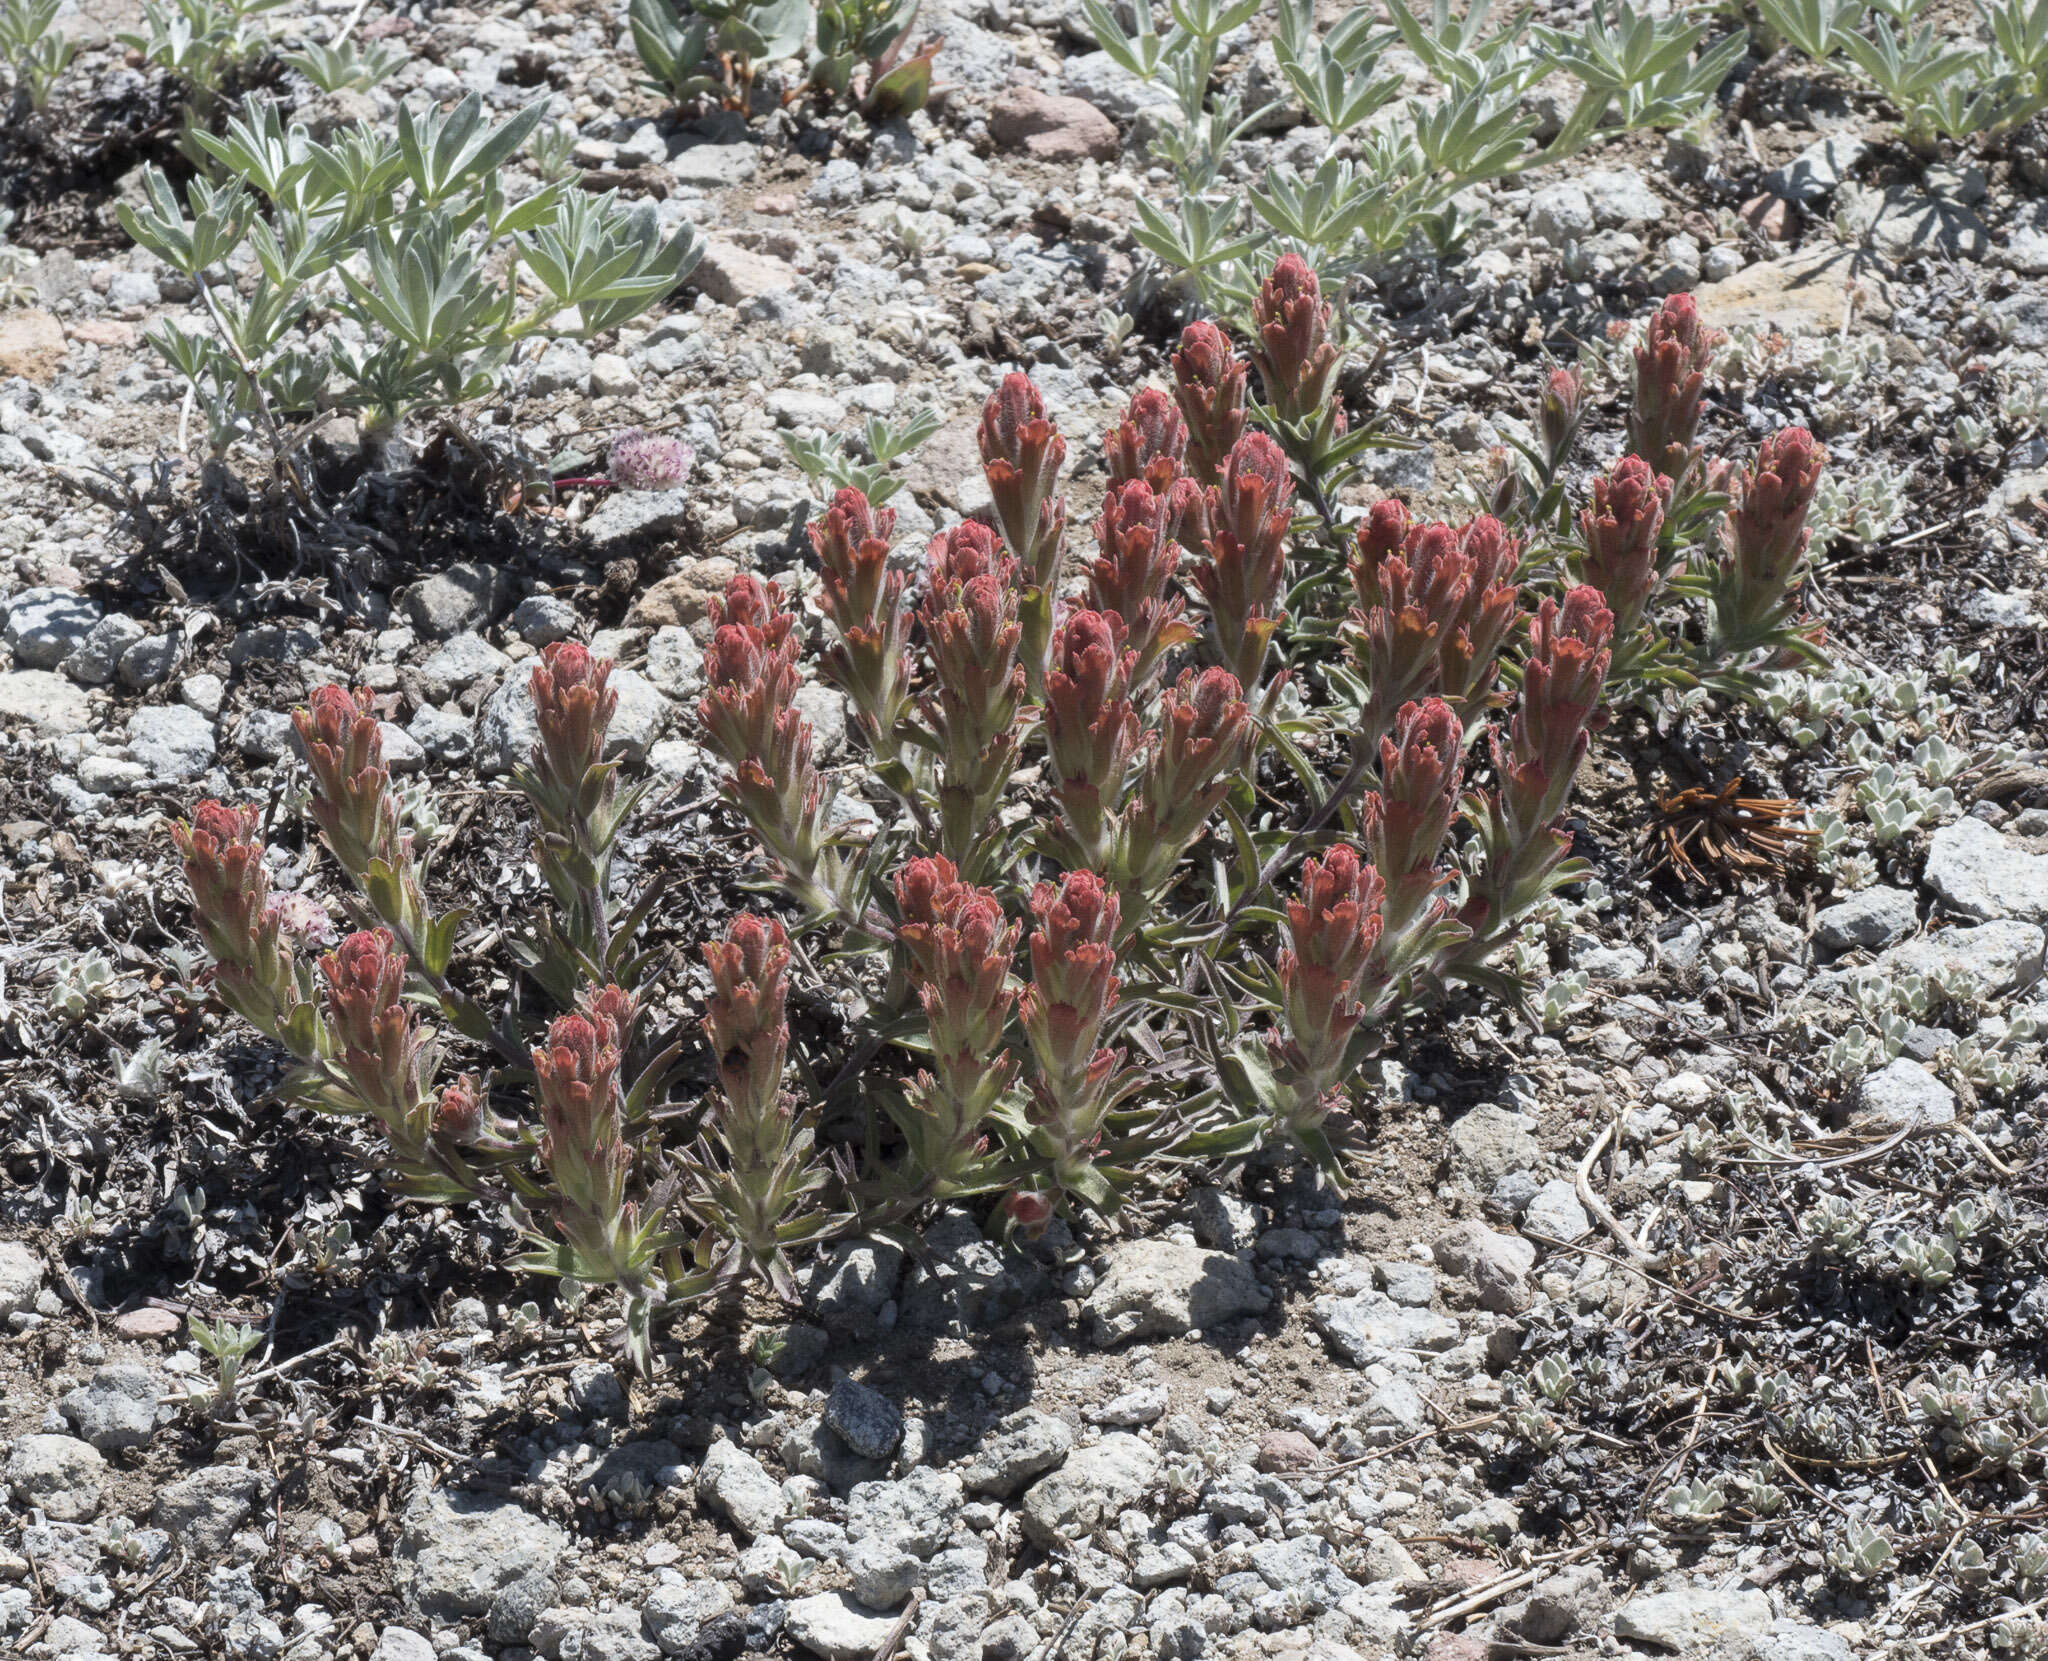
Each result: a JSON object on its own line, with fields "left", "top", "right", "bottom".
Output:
{"left": 171, "top": 254, "right": 1833, "bottom": 1368}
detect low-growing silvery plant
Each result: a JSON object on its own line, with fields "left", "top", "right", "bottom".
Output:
{"left": 119, "top": 90, "right": 701, "bottom": 539}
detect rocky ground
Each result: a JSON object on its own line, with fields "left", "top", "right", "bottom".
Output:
{"left": 3, "top": 0, "right": 2048, "bottom": 1657}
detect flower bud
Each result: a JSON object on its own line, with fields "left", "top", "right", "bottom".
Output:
{"left": 920, "top": 525, "right": 1030, "bottom": 863}
{"left": 1500, "top": 586, "right": 1614, "bottom": 837}
{"left": 530, "top": 641, "right": 617, "bottom": 799}
{"left": 1170, "top": 320, "right": 1248, "bottom": 488}
{"left": 1273, "top": 847, "right": 1386, "bottom": 1109}
{"left": 533, "top": 1009, "right": 627, "bottom": 1200}
{"left": 436, "top": 1073, "right": 485, "bottom": 1143}
{"left": 1193, "top": 431, "right": 1292, "bottom": 689}
{"left": 295, "top": 685, "right": 406, "bottom": 880}
{"left": 1043, "top": 609, "right": 1144, "bottom": 867}
{"left": 1722, "top": 426, "right": 1825, "bottom": 613}
{"left": 702, "top": 914, "right": 791, "bottom": 1122}
{"left": 1020, "top": 871, "right": 1120, "bottom": 1094}
{"left": 1348, "top": 509, "right": 1520, "bottom": 747}
{"left": 1122, "top": 667, "right": 1252, "bottom": 895}
{"left": 978, "top": 372, "right": 1067, "bottom": 586}
{"left": 699, "top": 577, "right": 830, "bottom": 895}
{"left": 1087, "top": 479, "right": 1196, "bottom": 685}
{"left": 321, "top": 928, "right": 429, "bottom": 1119}
{"left": 808, "top": 486, "right": 911, "bottom": 751}
{"left": 893, "top": 857, "right": 1018, "bottom": 1187}
{"left": 1578, "top": 455, "right": 1672, "bottom": 640}
{"left": 1629, "top": 294, "right": 1724, "bottom": 481}
{"left": 1248, "top": 253, "right": 1342, "bottom": 425}
{"left": 1536, "top": 367, "right": 1584, "bottom": 468}
{"left": 1003, "top": 1190, "right": 1055, "bottom": 1234}
{"left": 1103, "top": 387, "right": 1188, "bottom": 492}
{"left": 1367, "top": 697, "right": 1463, "bottom": 920}
{"left": 173, "top": 800, "right": 303, "bottom": 1034}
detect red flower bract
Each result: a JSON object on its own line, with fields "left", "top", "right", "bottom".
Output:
{"left": 1171, "top": 320, "right": 1248, "bottom": 489}
{"left": 1578, "top": 454, "right": 1672, "bottom": 638}
{"left": 1248, "top": 253, "right": 1341, "bottom": 425}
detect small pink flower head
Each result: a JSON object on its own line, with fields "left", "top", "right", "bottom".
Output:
{"left": 188, "top": 798, "right": 259, "bottom": 848}
{"left": 895, "top": 854, "right": 963, "bottom": 953}
{"left": 1350, "top": 498, "right": 1412, "bottom": 607}
{"left": 1003, "top": 1190, "right": 1056, "bottom": 1234}
{"left": 1287, "top": 847, "right": 1384, "bottom": 984}
{"left": 1193, "top": 430, "right": 1293, "bottom": 688}
{"left": 1043, "top": 610, "right": 1142, "bottom": 843}
{"left": 321, "top": 926, "right": 404, "bottom": 1013}
{"left": 700, "top": 575, "right": 802, "bottom": 765}
{"left": 979, "top": 372, "right": 1066, "bottom": 580}
{"left": 1504, "top": 586, "right": 1614, "bottom": 826}
{"left": 580, "top": 982, "right": 639, "bottom": 1053}
{"left": 1134, "top": 666, "right": 1251, "bottom": 870}
{"left": 707, "top": 572, "right": 796, "bottom": 655}
{"left": 173, "top": 800, "right": 267, "bottom": 949}
{"left": 298, "top": 683, "right": 378, "bottom": 768}
{"left": 263, "top": 892, "right": 335, "bottom": 952}
{"left": 530, "top": 640, "right": 617, "bottom": 788}
{"left": 893, "top": 855, "right": 1016, "bottom": 1065}
{"left": 1629, "top": 293, "right": 1725, "bottom": 478}
{"left": 1249, "top": 253, "right": 1341, "bottom": 424}
{"left": 1047, "top": 608, "right": 1134, "bottom": 727}
{"left": 1103, "top": 387, "right": 1188, "bottom": 491}
{"left": 295, "top": 685, "right": 406, "bottom": 879}
{"left": 1578, "top": 455, "right": 1672, "bottom": 636}
{"left": 926, "top": 519, "right": 1006, "bottom": 589}
{"left": 1170, "top": 319, "right": 1249, "bottom": 487}
{"left": 921, "top": 523, "right": 1025, "bottom": 752}
{"left": 435, "top": 1073, "right": 485, "bottom": 1142}
{"left": 1087, "top": 480, "right": 1193, "bottom": 676}
{"left": 608, "top": 429, "right": 695, "bottom": 491}
{"left": 1537, "top": 367, "right": 1584, "bottom": 465}
{"left": 1158, "top": 666, "right": 1249, "bottom": 784}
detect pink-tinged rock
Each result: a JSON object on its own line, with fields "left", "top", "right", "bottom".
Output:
{"left": 1256, "top": 1429, "right": 1318, "bottom": 1472}
{"left": 1740, "top": 194, "right": 1792, "bottom": 241}
{"left": 990, "top": 88, "right": 1120, "bottom": 163}
{"left": 114, "top": 1307, "right": 183, "bottom": 1339}
{"left": 0, "top": 310, "right": 67, "bottom": 380}
{"left": 67, "top": 319, "right": 137, "bottom": 348}
{"left": 693, "top": 239, "right": 797, "bottom": 305}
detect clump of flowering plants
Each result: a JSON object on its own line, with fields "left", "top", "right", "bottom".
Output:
{"left": 167, "top": 256, "right": 1832, "bottom": 1368}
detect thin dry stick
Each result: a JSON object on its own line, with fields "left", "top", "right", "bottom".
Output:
{"left": 1950, "top": 1120, "right": 2016, "bottom": 1178}
{"left": 1419, "top": 1541, "right": 1605, "bottom": 1630}
{"left": 869, "top": 1589, "right": 923, "bottom": 1661}
{"left": 1920, "top": 1591, "right": 2048, "bottom": 1648}
{"left": 1576, "top": 1114, "right": 1658, "bottom": 1267}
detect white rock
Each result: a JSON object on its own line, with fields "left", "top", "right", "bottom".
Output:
{"left": 1853, "top": 1057, "right": 1956, "bottom": 1131}
{"left": 695, "top": 1440, "right": 790, "bottom": 1539}
{"left": 1082, "top": 1238, "right": 1266, "bottom": 1345}
{"left": 0, "top": 1240, "right": 44, "bottom": 1316}
{"left": 1020, "top": 1434, "right": 1159, "bottom": 1545}
{"left": 1815, "top": 886, "right": 1917, "bottom": 952}
{"left": 127, "top": 704, "right": 216, "bottom": 781}
{"left": 1925, "top": 817, "right": 2048, "bottom": 925}
{"left": 1615, "top": 1586, "right": 1772, "bottom": 1653}
{"left": 783, "top": 1593, "right": 896, "bottom": 1661}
